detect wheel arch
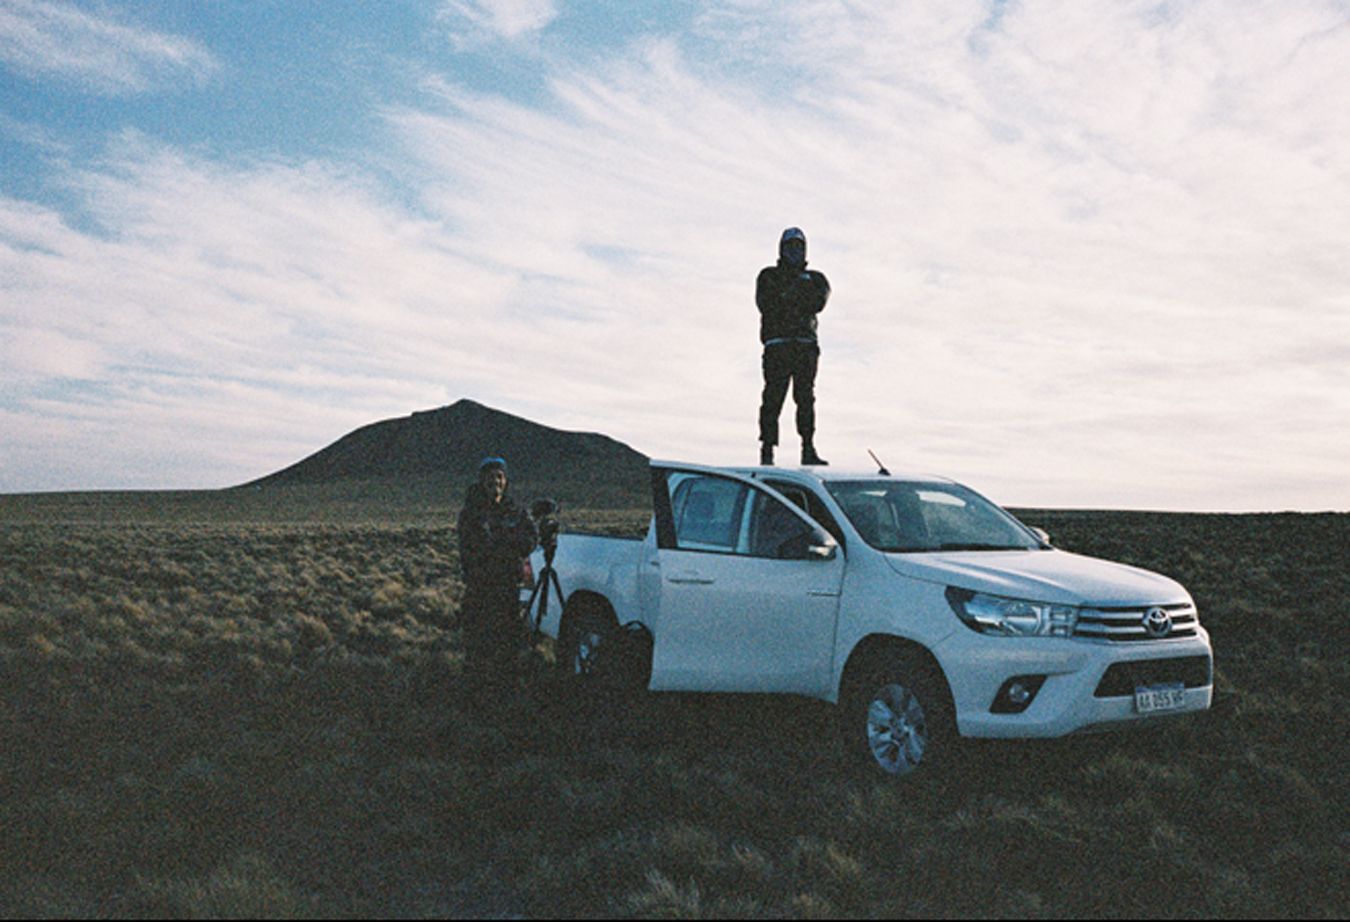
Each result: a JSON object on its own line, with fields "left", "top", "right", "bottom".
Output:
{"left": 560, "top": 589, "right": 618, "bottom": 627}
{"left": 839, "top": 634, "right": 955, "bottom": 714}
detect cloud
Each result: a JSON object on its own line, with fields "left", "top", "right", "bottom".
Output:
{"left": 439, "top": 0, "right": 559, "bottom": 43}
{"left": 0, "top": 0, "right": 217, "bottom": 93}
{"left": 0, "top": 139, "right": 468, "bottom": 489}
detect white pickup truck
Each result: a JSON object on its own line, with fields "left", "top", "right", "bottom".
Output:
{"left": 524, "top": 461, "right": 1213, "bottom": 776}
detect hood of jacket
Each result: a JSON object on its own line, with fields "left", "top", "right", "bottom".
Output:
{"left": 779, "top": 226, "right": 807, "bottom": 268}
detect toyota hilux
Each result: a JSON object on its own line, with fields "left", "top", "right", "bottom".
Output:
{"left": 523, "top": 461, "right": 1213, "bottom": 776}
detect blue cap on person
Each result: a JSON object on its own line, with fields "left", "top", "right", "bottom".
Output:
{"left": 479, "top": 457, "right": 506, "bottom": 475}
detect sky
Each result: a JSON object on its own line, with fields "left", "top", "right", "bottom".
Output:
{"left": 2, "top": 0, "right": 1348, "bottom": 511}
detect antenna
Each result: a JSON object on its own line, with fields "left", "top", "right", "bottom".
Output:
{"left": 867, "top": 449, "right": 891, "bottom": 476}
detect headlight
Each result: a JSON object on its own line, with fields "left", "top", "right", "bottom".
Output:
{"left": 946, "top": 587, "right": 1078, "bottom": 638}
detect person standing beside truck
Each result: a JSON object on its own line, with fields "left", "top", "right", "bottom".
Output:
{"left": 757, "top": 226, "right": 831, "bottom": 466}
{"left": 456, "top": 457, "right": 538, "bottom": 697}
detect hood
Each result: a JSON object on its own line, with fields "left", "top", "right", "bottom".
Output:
{"left": 885, "top": 548, "right": 1190, "bottom": 607}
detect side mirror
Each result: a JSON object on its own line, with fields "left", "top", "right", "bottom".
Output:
{"left": 779, "top": 529, "right": 838, "bottom": 560}
{"left": 1031, "top": 527, "right": 1051, "bottom": 547}
{"left": 807, "top": 540, "right": 838, "bottom": 560}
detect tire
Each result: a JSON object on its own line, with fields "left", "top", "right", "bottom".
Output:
{"left": 558, "top": 597, "right": 618, "bottom": 683}
{"left": 841, "top": 652, "right": 955, "bottom": 777}
{"left": 557, "top": 598, "right": 652, "bottom": 697}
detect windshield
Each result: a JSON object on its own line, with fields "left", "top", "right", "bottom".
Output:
{"left": 824, "top": 480, "right": 1042, "bottom": 552}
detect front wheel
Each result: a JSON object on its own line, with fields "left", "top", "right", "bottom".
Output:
{"left": 841, "top": 653, "right": 955, "bottom": 777}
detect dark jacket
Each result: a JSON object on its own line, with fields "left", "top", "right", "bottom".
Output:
{"left": 756, "top": 260, "right": 831, "bottom": 345}
{"left": 457, "top": 483, "right": 538, "bottom": 590}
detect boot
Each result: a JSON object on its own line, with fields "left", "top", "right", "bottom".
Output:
{"left": 760, "top": 442, "right": 775, "bottom": 466}
{"left": 801, "top": 440, "right": 828, "bottom": 466}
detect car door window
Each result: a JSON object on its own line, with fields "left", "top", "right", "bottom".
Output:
{"left": 669, "top": 475, "right": 749, "bottom": 552}
{"left": 762, "top": 478, "right": 846, "bottom": 550}
{"left": 747, "top": 490, "right": 818, "bottom": 558}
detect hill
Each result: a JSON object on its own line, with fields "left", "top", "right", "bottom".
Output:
{"left": 240, "top": 398, "right": 651, "bottom": 511}
{"left": 0, "top": 400, "right": 651, "bottom": 524}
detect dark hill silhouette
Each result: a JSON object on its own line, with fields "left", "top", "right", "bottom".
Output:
{"left": 242, "top": 399, "right": 650, "bottom": 509}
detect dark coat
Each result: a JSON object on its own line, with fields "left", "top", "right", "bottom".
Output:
{"left": 457, "top": 483, "right": 538, "bottom": 591}
{"left": 756, "top": 260, "right": 831, "bottom": 345}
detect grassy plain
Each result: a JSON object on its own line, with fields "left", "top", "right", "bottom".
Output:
{"left": 0, "top": 485, "right": 1347, "bottom": 918}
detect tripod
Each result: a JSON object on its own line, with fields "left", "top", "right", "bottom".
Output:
{"left": 524, "top": 537, "right": 564, "bottom": 645}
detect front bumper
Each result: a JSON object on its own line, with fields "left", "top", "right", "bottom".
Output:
{"left": 939, "top": 629, "right": 1214, "bottom": 739}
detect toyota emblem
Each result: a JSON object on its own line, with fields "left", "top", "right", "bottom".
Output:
{"left": 1143, "top": 607, "right": 1173, "bottom": 639}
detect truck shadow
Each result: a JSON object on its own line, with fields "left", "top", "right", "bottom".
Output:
{"left": 503, "top": 678, "right": 1169, "bottom": 802}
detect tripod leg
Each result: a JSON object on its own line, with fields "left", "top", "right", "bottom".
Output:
{"left": 530, "top": 564, "right": 564, "bottom": 636}
{"left": 524, "top": 579, "right": 545, "bottom": 630}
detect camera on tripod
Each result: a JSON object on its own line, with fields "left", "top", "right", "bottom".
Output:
{"left": 531, "top": 498, "right": 562, "bottom": 554}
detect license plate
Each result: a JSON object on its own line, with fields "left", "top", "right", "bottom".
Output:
{"left": 1135, "top": 684, "right": 1187, "bottom": 714}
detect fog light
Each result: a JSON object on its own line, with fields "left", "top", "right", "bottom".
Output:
{"left": 991, "top": 675, "right": 1047, "bottom": 714}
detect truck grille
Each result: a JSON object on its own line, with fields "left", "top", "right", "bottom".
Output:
{"left": 1074, "top": 603, "right": 1198, "bottom": 643}
{"left": 1094, "top": 655, "right": 1213, "bottom": 698}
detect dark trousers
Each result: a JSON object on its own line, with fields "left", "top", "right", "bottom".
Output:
{"left": 461, "top": 583, "right": 524, "bottom": 686}
{"left": 759, "top": 341, "right": 819, "bottom": 446}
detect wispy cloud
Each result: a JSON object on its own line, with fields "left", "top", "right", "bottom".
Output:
{"left": 439, "top": 0, "right": 559, "bottom": 43}
{"left": 0, "top": 0, "right": 216, "bottom": 93}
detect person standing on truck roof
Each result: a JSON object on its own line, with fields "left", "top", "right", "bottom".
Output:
{"left": 757, "top": 226, "right": 831, "bottom": 466}
{"left": 456, "top": 457, "right": 538, "bottom": 699}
